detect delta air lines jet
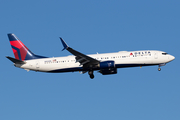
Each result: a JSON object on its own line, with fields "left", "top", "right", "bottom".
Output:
{"left": 6, "top": 33, "right": 175, "bottom": 79}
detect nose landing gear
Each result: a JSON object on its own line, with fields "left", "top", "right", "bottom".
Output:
{"left": 88, "top": 71, "right": 94, "bottom": 79}
{"left": 158, "top": 63, "right": 166, "bottom": 71}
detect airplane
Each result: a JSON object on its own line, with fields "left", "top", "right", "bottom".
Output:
{"left": 6, "top": 33, "right": 175, "bottom": 79}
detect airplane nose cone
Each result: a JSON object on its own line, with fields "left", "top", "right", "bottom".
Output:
{"left": 169, "top": 55, "right": 175, "bottom": 61}
{"left": 172, "top": 56, "right": 175, "bottom": 60}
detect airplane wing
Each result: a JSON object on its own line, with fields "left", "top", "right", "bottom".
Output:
{"left": 60, "top": 38, "right": 100, "bottom": 67}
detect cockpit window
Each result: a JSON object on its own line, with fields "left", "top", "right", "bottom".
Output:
{"left": 162, "top": 53, "right": 168, "bottom": 55}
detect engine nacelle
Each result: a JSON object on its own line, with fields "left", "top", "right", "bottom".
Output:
{"left": 100, "top": 68, "right": 117, "bottom": 75}
{"left": 99, "top": 61, "right": 117, "bottom": 75}
{"left": 99, "top": 61, "right": 115, "bottom": 69}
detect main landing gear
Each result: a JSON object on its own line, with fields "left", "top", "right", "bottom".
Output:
{"left": 158, "top": 67, "right": 161, "bottom": 71}
{"left": 88, "top": 71, "right": 94, "bottom": 79}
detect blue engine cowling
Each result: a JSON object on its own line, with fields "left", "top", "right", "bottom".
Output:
{"left": 100, "top": 68, "right": 117, "bottom": 75}
{"left": 99, "top": 61, "right": 117, "bottom": 75}
{"left": 100, "top": 61, "right": 115, "bottom": 69}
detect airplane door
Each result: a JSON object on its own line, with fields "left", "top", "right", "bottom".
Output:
{"left": 36, "top": 61, "right": 40, "bottom": 69}
{"left": 154, "top": 53, "right": 158, "bottom": 59}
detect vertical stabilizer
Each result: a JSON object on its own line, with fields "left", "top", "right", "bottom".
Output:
{"left": 8, "top": 33, "right": 47, "bottom": 60}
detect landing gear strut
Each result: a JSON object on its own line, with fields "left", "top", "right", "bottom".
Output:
{"left": 88, "top": 71, "right": 94, "bottom": 79}
{"left": 158, "top": 63, "right": 166, "bottom": 71}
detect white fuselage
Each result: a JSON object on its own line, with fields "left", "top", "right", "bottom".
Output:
{"left": 15, "top": 50, "right": 175, "bottom": 73}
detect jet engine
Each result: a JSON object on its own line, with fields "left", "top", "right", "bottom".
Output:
{"left": 99, "top": 61, "right": 117, "bottom": 75}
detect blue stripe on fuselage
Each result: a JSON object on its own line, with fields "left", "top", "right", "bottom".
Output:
{"left": 46, "top": 64, "right": 159, "bottom": 73}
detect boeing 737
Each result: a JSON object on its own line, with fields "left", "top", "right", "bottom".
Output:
{"left": 6, "top": 33, "right": 175, "bottom": 79}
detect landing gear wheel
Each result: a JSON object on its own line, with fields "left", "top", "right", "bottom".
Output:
{"left": 90, "top": 74, "right": 94, "bottom": 79}
{"left": 158, "top": 68, "right": 161, "bottom": 71}
{"left": 88, "top": 71, "right": 94, "bottom": 79}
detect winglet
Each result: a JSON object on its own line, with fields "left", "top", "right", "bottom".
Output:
{"left": 60, "top": 37, "right": 69, "bottom": 51}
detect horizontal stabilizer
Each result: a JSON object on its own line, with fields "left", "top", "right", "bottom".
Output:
{"left": 6, "top": 56, "right": 26, "bottom": 64}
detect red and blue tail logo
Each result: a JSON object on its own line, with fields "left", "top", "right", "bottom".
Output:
{"left": 8, "top": 33, "right": 47, "bottom": 61}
